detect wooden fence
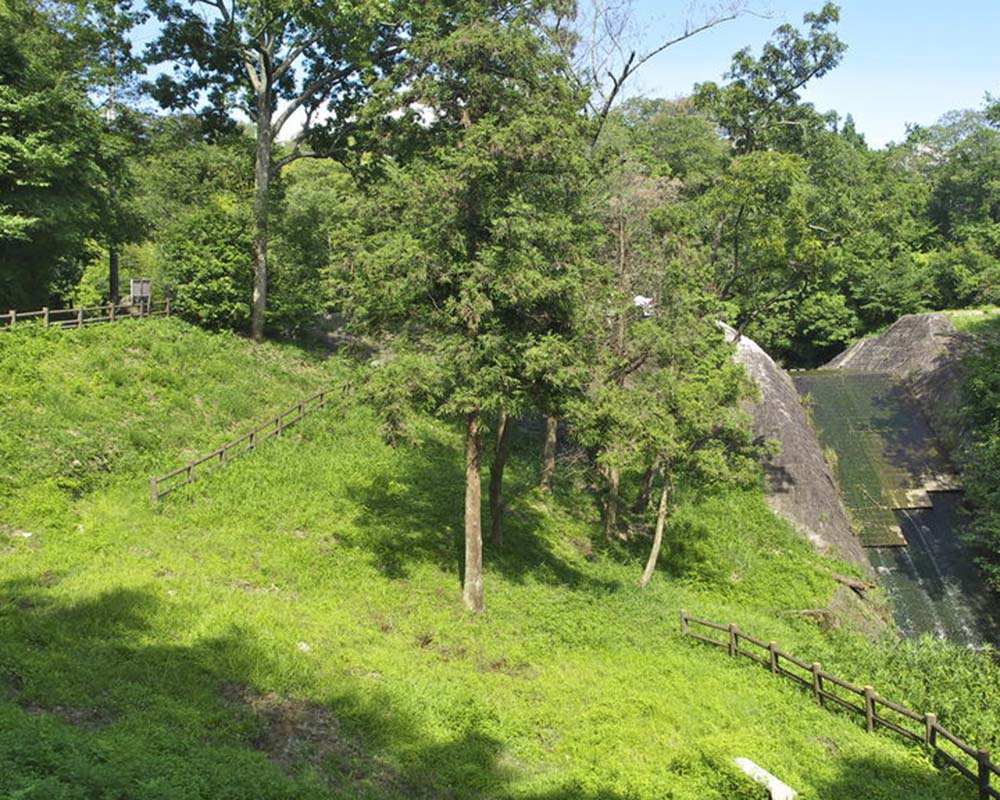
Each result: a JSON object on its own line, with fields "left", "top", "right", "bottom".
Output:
{"left": 680, "top": 610, "right": 999, "bottom": 799}
{"left": 149, "top": 388, "right": 333, "bottom": 502}
{"left": 1, "top": 300, "right": 171, "bottom": 330}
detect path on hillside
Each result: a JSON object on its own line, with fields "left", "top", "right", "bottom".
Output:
{"left": 794, "top": 370, "right": 1000, "bottom": 646}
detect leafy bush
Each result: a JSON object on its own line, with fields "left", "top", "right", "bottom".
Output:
{"left": 159, "top": 199, "right": 253, "bottom": 332}
{"left": 959, "top": 315, "right": 1000, "bottom": 585}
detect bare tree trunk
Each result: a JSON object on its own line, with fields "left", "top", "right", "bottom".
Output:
{"left": 250, "top": 91, "right": 273, "bottom": 343}
{"left": 489, "top": 411, "right": 513, "bottom": 547}
{"left": 639, "top": 473, "right": 672, "bottom": 588}
{"left": 632, "top": 462, "right": 659, "bottom": 514}
{"left": 108, "top": 246, "right": 120, "bottom": 306}
{"left": 463, "top": 409, "right": 484, "bottom": 612}
{"left": 540, "top": 414, "right": 557, "bottom": 492}
{"left": 602, "top": 463, "right": 620, "bottom": 540}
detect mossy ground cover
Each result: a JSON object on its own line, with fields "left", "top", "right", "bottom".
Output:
{"left": 0, "top": 319, "right": 982, "bottom": 799}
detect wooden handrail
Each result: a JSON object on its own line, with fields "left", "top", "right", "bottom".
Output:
{"left": 680, "top": 609, "right": 997, "bottom": 799}
{"left": 149, "top": 387, "right": 336, "bottom": 503}
{"left": 2, "top": 300, "right": 170, "bottom": 331}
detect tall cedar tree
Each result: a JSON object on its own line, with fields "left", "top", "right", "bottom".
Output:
{"left": 145, "top": 0, "right": 410, "bottom": 340}
{"left": 331, "top": 2, "right": 592, "bottom": 612}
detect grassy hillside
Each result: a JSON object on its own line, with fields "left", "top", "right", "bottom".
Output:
{"left": 0, "top": 318, "right": 982, "bottom": 799}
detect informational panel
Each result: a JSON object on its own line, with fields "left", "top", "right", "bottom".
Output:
{"left": 129, "top": 278, "right": 152, "bottom": 306}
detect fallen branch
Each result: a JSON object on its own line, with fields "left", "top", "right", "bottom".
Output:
{"left": 831, "top": 573, "right": 875, "bottom": 596}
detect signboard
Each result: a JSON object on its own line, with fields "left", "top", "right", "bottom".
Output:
{"left": 129, "top": 279, "right": 152, "bottom": 307}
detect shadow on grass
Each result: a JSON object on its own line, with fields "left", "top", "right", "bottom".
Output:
{"left": 809, "top": 754, "right": 976, "bottom": 800}
{"left": 344, "top": 428, "right": 622, "bottom": 595}
{"left": 0, "top": 577, "right": 636, "bottom": 800}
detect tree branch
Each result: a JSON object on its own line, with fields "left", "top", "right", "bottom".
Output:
{"left": 588, "top": 6, "right": 749, "bottom": 145}
{"left": 271, "top": 149, "right": 329, "bottom": 174}
{"left": 274, "top": 32, "right": 321, "bottom": 81}
{"left": 271, "top": 63, "right": 355, "bottom": 136}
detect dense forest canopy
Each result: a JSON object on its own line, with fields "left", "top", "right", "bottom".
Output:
{"left": 3, "top": 1, "right": 998, "bottom": 360}
{"left": 2, "top": 0, "right": 1000, "bottom": 607}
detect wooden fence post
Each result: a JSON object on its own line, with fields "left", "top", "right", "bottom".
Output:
{"left": 109, "top": 303, "right": 115, "bottom": 322}
{"left": 276, "top": 415, "right": 282, "bottom": 436}
{"left": 8, "top": 310, "right": 14, "bottom": 328}
{"left": 679, "top": 609, "right": 689, "bottom": 636}
{"left": 925, "top": 713, "right": 937, "bottom": 747}
{"left": 768, "top": 642, "right": 778, "bottom": 674}
{"left": 77, "top": 308, "right": 83, "bottom": 328}
{"left": 150, "top": 477, "right": 159, "bottom": 504}
{"left": 979, "top": 749, "right": 991, "bottom": 799}
{"left": 165, "top": 298, "right": 171, "bottom": 317}
{"left": 42, "top": 307, "right": 49, "bottom": 326}
{"left": 728, "top": 624, "right": 739, "bottom": 658}
{"left": 811, "top": 663, "right": 823, "bottom": 706}
{"left": 863, "top": 686, "right": 876, "bottom": 733}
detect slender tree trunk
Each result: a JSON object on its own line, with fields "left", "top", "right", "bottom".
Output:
{"left": 602, "top": 463, "right": 620, "bottom": 540}
{"left": 108, "top": 245, "right": 120, "bottom": 306}
{"left": 463, "top": 409, "right": 484, "bottom": 612}
{"left": 632, "top": 461, "right": 659, "bottom": 514}
{"left": 639, "top": 474, "right": 672, "bottom": 588}
{"left": 489, "top": 411, "right": 513, "bottom": 547}
{"left": 614, "top": 216, "right": 628, "bottom": 354}
{"left": 540, "top": 415, "right": 557, "bottom": 492}
{"left": 250, "top": 91, "right": 273, "bottom": 343}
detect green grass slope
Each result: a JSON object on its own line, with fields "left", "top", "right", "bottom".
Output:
{"left": 0, "top": 319, "right": 980, "bottom": 799}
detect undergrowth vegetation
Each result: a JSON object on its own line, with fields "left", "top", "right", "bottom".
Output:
{"left": 0, "top": 319, "right": 988, "bottom": 799}
{"left": 952, "top": 310, "right": 1000, "bottom": 586}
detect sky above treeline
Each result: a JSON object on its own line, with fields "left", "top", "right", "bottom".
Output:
{"left": 629, "top": 0, "right": 1000, "bottom": 148}
{"left": 128, "top": 1, "right": 999, "bottom": 150}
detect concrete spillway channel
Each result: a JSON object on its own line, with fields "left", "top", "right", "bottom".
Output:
{"left": 793, "top": 370, "right": 1000, "bottom": 646}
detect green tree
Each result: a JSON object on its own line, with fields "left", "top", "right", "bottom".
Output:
{"left": 330, "top": 3, "right": 593, "bottom": 612}
{"left": 160, "top": 197, "right": 253, "bottom": 330}
{"left": 130, "top": 115, "right": 254, "bottom": 325}
{"left": 693, "top": 3, "right": 845, "bottom": 155}
{"left": 146, "top": 0, "right": 409, "bottom": 340}
{"left": 49, "top": 0, "right": 150, "bottom": 303}
{"left": 699, "top": 150, "right": 826, "bottom": 334}
{"left": 569, "top": 264, "right": 758, "bottom": 585}
{"left": 270, "top": 158, "right": 358, "bottom": 337}
{"left": 0, "top": 0, "right": 106, "bottom": 310}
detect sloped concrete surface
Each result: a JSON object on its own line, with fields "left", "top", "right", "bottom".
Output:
{"left": 722, "top": 325, "right": 870, "bottom": 573}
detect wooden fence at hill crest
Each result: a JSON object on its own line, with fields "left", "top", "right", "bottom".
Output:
{"left": 2, "top": 301, "right": 170, "bottom": 330}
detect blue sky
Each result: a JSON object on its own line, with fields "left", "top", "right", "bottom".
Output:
{"left": 130, "top": 1, "right": 999, "bottom": 148}
{"left": 625, "top": 0, "right": 1000, "bottom": 147}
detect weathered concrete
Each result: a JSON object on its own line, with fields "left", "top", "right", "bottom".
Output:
{"left": 824, "top": 313, "right": 969, "bottom": 452}
{"left": 723, "top": 325, "right": 870, "bottom": 573}
{"left": 820, "top": 312, "right": 1000, "bottom": 645}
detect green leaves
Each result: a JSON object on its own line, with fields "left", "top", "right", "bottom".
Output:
{"left": 0, "top": 0, "right": 107, "bottom": 309}
{"left": 693, "top": 3, "right": 846, "bottom": 155}
{"left": 330, "top": 4, "right": 593, "bottom": 430}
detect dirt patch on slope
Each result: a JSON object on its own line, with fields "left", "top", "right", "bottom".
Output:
{"left": 221, "top": 684, "right": 442, "bottom": 797}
